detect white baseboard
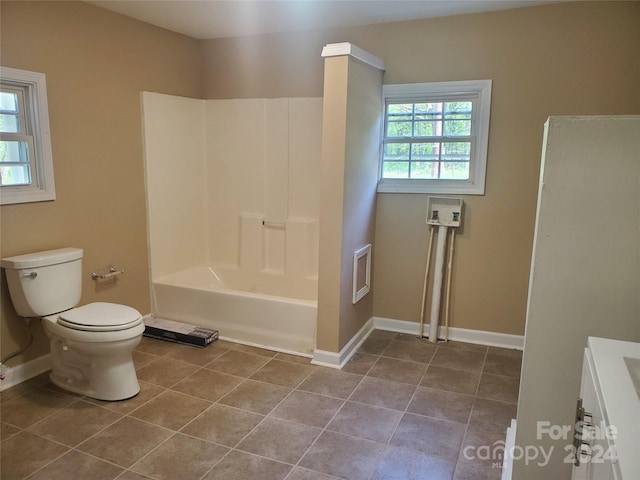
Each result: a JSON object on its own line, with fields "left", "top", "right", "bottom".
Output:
{"left": 312, "top": 317, "right": 375, "bottom": 369}
{"left": 373, "top": 316, "right": 524, "bottom": 350}
{"left": 502, "top": 419, "right": 517, "bottom": 480}
{"left": 0, "top": 354, "right": 51, "bottom": 391}
{"left": 311, "top": 316, "right": 523, "bottom": 370}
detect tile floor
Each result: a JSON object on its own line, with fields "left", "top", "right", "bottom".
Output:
{"left": 0, "top": 330, "right": 522, "bottom": 480}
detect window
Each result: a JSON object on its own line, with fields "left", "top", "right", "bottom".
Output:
{"left": 1, "top": 67, "right": 55, "bottom": 205}
{"left": 378, "top": 80, "right": 492, "bottom": 195}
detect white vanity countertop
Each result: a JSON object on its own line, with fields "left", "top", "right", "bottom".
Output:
{"left": 588, "top": 337, "right": 640, "bottom": 480}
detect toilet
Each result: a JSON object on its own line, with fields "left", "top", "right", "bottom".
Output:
{"left": 1, "top": 247, "right": 144, "bottom": 401}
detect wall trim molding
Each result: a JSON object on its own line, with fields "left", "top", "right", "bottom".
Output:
{"left": 373, "top": 316, "right": 524, "bottom": 350}
{"left": 0, "top": 353, "right": 50, "bottom": 391}
{"left": 311, "top": 317, "right": 375, "bottom": 369}
{"left": 321, "top": 42, "right": 385, "bottom": 71}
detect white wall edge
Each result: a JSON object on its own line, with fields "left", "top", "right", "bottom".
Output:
{"left": 373, "top": 317, "right": 524, "bottom": 350}
{"left": 0, "top": 353, "right": 51, "bottom": 391}
{"left": 311, "top": 317, "right": 375, "bottom": 368}
{"left": 321, "top": 42, "right": 385, "bottom": 71}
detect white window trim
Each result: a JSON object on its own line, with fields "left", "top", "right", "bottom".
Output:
{"left": 378, "top": 79, "right": 492, "bottom": 195}
{"left": 0, "top": 67, "right": 56, "bottom": 205}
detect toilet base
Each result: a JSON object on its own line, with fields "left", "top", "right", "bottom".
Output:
{"left": 43, "top": 318, "right": 145, "bottom": 401}
{"left": 49, "top": 370, "right": 140, "bottom": 401}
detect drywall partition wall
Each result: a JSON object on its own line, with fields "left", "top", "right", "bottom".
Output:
{"left": 513, "top": 116, "right": 640, "bottom": 479}
{"left": 0, "top": 1, "right": 201, "bottom": 370}
{"left": 205, "top": 98, "right": 322, "bottom": 278}
{"left": 142, "top": 92, "right": 207, "bottom": 280}
{"left": 316, "top": 44, "right": 383, "bottom": 356}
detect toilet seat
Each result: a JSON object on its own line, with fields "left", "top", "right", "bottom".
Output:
{"left": 57, "top": 302, "right": 143, "bottom": 332}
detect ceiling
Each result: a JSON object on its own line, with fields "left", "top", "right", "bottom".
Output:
{"left": 88, "top": 0, "right": 560, "bottom": 40}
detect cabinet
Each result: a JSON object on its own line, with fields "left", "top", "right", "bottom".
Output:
{"left": 572, "top": 337, "right": 640, "bottom": 480}
{"left": 572, "top": 348, "right": 617, "bottom": 480}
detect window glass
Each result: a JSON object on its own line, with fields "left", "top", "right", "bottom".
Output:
{"left": 378, "top": 80, "right": 492, "bottom": 195}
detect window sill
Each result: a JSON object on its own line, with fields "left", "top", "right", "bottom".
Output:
{"left": 377, "top": 179, "right": 485, "bottom": 195}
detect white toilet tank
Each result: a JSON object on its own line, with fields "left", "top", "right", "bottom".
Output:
{"left": 1, "top": 248, "right": 83, "bottom": 317}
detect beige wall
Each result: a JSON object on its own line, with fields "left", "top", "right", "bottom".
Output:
{"left": 1, "top": 1, "right": 638, "bottom": 370}
{"left": 202, "top": 2, "right": 640, "bottom": 336}
{"left": 0, "top": 1, "right": 201, "bottom": 366}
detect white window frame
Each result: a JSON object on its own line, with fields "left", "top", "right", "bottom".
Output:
{"left": 378, "top": 79, "right": 492, "bottom": 195}
{"left": 0, "top": 67, "right": 56, "bottom": 205}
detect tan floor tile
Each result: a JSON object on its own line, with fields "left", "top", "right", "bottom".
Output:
{"left": 342, "top": 352, "right": 377, "bottom": 375}
{"left": 483, "top": 348, "right": 522, "bottom": 378}
{"left": 218, "top": 379, "right": 291, "bottom": 415}
{"left": 171, "top": 368, "right": 242, "bottom": 402}
{"left": 367, "top": 357, "right": 427, "bottom": 385}
{"left": 372, "top": 446, "right": 456, "bottom": 480}
{"left": 349, "top": 376, "right": 417, "bottom": 411}
{"left": 135, "top": 357, "right": 199, "bottom": 388}
{"left": 1, "top": 386, "right": 79, "bottom": 428}
{"left": 136, "top": 336, "right": 180, "bottom": 356}
{"left": 297, "top": 368, "right": 362, "bottom": 399}
{"left": 390, "top": 413, "right": 465, "bottom": 461}
{"left": 27, "top": 399, "right": 122, "bottom": 446}
{"left": 164, "top": 341, "right": 230, "bottom": 366}
{"left": 430, "top": 347, "right": 486, "bottom": 373}
{"left": 437, "top": 341, "right": 488, "bottom": 353}
{"left": 131, "top": 433, "right": 228, "bottom": 480}
{"left": 358, "top": 330, "right": 396, "bottom": 355}
{"left": 299, "top": 431, "right": 385, "bottom": 480}
{"left": 250, "top": 359, "right": 313, "bottom": 388}
{"left": 229, "top": 343, "right": 279, "bottom": 358}
{"left": 477, "top": 373, "right": 520, "bottom": 404}
{"left": 132, "top": 350, "right": 159, "bottom": 370}
{"left": 115, "top": 471, "right": 155, "bottom": 480}
{"left": 286, "top": 468, "right": 341, "bottom": 479}
{"left": 27, "top": 449, "right": 124, "bottom": 480}
{"left": 237, "top": 417, "right": 321, "bottom": 464}
{"left": 468, "top": 398, "right": 516, "bottom": 433}
{"left": 85, "top": 380, "right": 165, "bottom": 414}
{"left": 202, "top": 449, "right": 292, "bottom": 480}
{"left": 1, "top": 422, "right": 22, "bottom": 442}
{"left": 180, "top": 403, "right": 263, "bottom": 447}
{"left": 205, "top": 349, "right": 270, "bottom": 377}
{"left": 453, "top": 458, "right": 503, "bottom": 480}
{"left": 326, "top": 401, "right": 402, "bottom": 443}
{"left": 130, "top": 390, "right": 211, "bottom": 430}
{"left": 269, "top": 391, "right": 344, "bottom": 428}
{"left": 407, "top": 387, "right": 474, "bottom": 424}
{"left": 382, "top": 335, "right": 438, "bottom": 363}
{"left": 274, "top": 352, "right": 312, "bottom": 365}
{"left": 420, "top": 365, "right": 482, "bottom": 395}
{"left": 77, "top": 416, "right": 172, "bottom": 468}
{"left": 0, "top": 431, "right": 69, "bottom": 479}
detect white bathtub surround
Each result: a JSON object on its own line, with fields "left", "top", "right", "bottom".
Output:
{"left": 143, "top": 93, "right": 322, "bottom": 354}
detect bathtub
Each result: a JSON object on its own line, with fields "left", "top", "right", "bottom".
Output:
{"left": 151, "top": 266, "right": 317, "bottom": 355}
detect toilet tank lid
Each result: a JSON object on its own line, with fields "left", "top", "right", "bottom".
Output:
{"left": 1, "top": 248, "right": 83, "bottom": 270}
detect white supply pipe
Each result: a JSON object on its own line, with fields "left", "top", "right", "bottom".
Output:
{"left": 443, "top": 228, "right": 457, "bottom": 342}
{"left": 418, "top": 226, "right": 435, "bottom": 339}
{"left": 428, "top": 225, "right": 448, "bottom": 343}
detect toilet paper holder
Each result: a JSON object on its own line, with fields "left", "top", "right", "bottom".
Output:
{"left": 91, "top": 266, "right": 124, "bottom": 281}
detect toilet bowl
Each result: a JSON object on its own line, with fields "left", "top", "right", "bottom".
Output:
{"left": 43, "top": 302, "right": 144, "bottom": 400}
{"left": 0, "top": 248, "right": 145, "bottom": 401}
